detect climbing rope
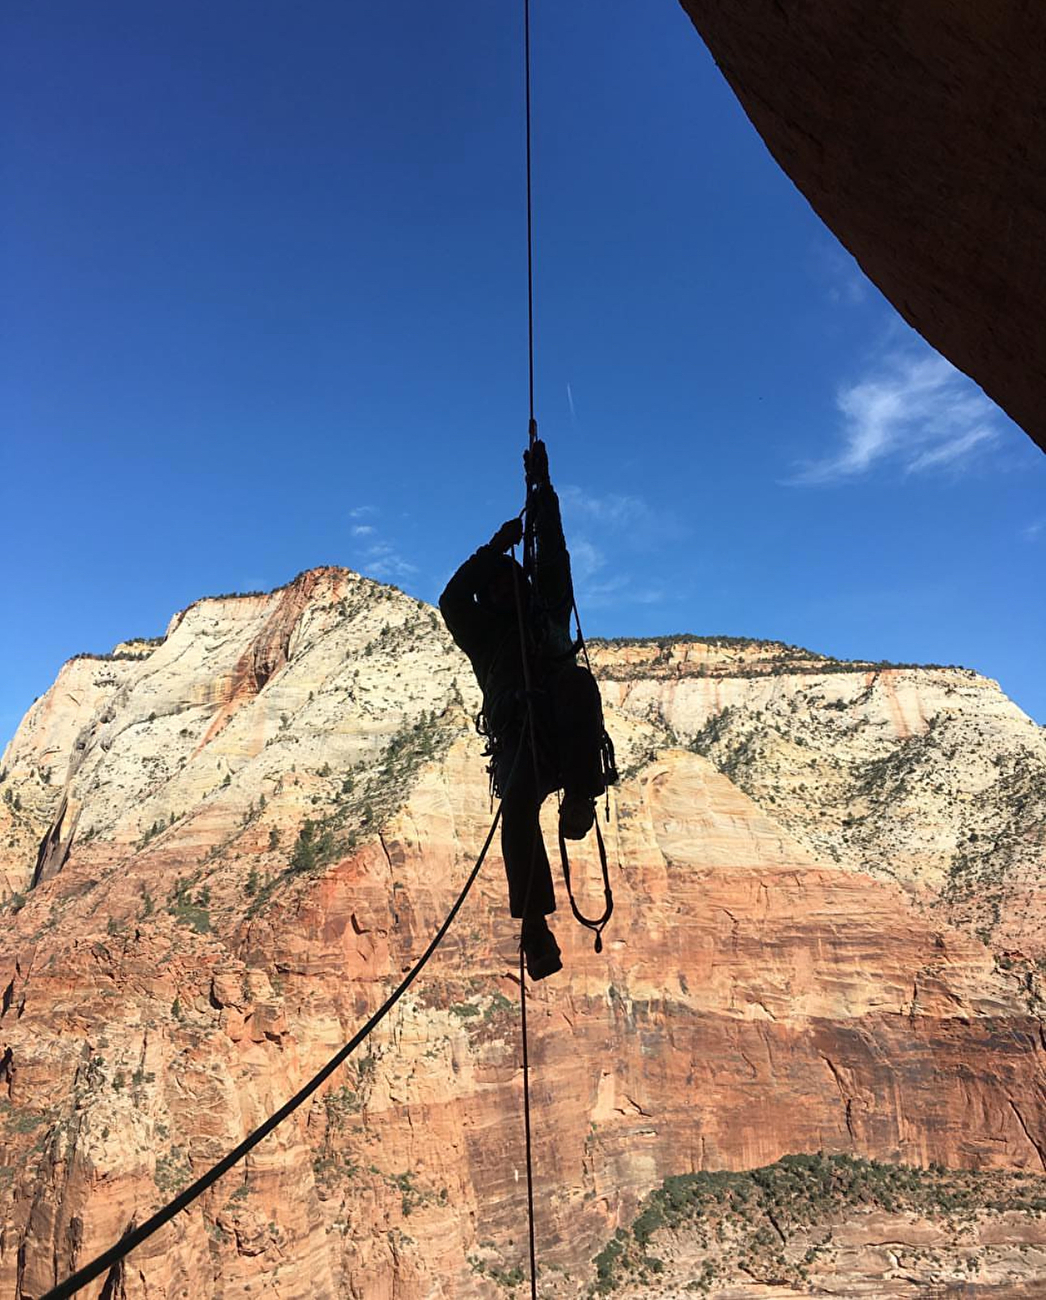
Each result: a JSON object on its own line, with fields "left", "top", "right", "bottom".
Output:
{"left": 561, "top": 595, "right": 617, "bottom": 952}
{"left": 41, "top": 804, "right": 506, "bottom": 1300}
{"left": 518, "top": 938, "right": 539, "bottom": 1300}
{"left": 517, "top": 1, "right": 541, "bottom": 1286}
{"left": 509, "top": 549, "right": 543, "bottom": 1300}
{"left": 524, "top": 0, "right": 536, "bottom": 436}
{"left": 558, "top": 820, "right": 614, "bottom": 952}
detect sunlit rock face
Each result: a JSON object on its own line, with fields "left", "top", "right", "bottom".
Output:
{"left": 1, "top": 568, "right": 1044, "bottom": 1298}
{"left": 678, "top": 0, "right": 1046, "bottom": 455}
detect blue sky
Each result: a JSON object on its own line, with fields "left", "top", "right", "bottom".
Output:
{"left": 3, "top": 0, "right": 1044, "bottom": 739}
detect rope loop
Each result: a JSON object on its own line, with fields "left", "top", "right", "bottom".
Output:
{"left": 558, "top": 819, "right": 614, "bottom": 953}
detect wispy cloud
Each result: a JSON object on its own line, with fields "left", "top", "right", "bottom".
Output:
{"left": 816, "top": 242, "right": 870, "bottom": 306}
{"left": 1024, "top": 519, "right": 1044, "bottom": 543}
{"left": 346, "top": 508, "right": 418, "bottom": 583}
{"left": 789, "top": 342, "right": 1003, "bottom": 485}
{"left": 364, "top": 542, "right": 418, "bottom": 582}
{"left": 560, "top": 486, "right": 681, "bottom": 539}
{"left": 578, "top": 574, "right": 668, "bottom": 610}
{"left": 557, "top": 486, "right": 684, "bottom": 610}
{"left": 569, "top": 537, "right": 607, "bottom": 582}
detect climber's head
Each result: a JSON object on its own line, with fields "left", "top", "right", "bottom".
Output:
{"left": 480, "top": 555, "right": 527, "bottom": 614}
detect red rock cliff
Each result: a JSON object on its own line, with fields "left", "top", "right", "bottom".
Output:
{"left": 0, "top": 571, "right": 1044, "bottom": 1297}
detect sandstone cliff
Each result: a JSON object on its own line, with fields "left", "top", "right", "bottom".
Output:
{"left": 1, "top": 568, "right": 1044, "bottom": 1298}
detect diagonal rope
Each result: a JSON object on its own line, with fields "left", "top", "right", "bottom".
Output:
{"left": 42, "top": 805, "right": 505, "bottom": 1300}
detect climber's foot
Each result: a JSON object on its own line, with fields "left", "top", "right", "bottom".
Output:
{"left": 559, "top": 791, "right": 595, "bottom": 841}
{"left": 521, "top": 916, "right": 562, "bottom": 981}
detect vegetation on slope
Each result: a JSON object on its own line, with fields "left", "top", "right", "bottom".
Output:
{"left": 590, "top": 1152, "right": 1046, "bottom": 1294}
{"left": 589, "top": 633, "right": 969, "bottom": 679}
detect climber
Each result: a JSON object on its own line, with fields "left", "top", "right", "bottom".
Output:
{"left": 439, "top": 440, "right": 608, "bottom": 980}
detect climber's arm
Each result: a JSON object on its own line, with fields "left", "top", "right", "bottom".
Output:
{"left": 525, "top": 441, "right": 574, "bottom": 635}
{"left": 439, "top": 519, "right": 523, "bottom": 655}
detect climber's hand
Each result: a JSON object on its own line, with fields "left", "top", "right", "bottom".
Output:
{"left": 524, "top": 439, "right": 550, "bottom": 485}
{"left": 491, "top": 517, "right": 523, "bottom": 552}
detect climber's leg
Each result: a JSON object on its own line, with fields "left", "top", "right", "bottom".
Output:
{"left": 497, "top": 731, "right": 556, "bottom": 920}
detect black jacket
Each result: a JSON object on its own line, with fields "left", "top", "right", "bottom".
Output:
{"left": 440, "top": 481, "right": 575, "bottom": 734}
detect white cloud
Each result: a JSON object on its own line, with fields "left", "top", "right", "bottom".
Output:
{"left": 789, "top": 343, "right": 1003, "bottom": 485}
{"left": 905, "top": 426, "right": 997, "bottom": 473}
{"left": 576, "top": 574, "right": 667, "bottom": 610}
{"left": 560, "top": 486, "right": 656, "bottom": 529}
{"left": 577, "top": 574, "right": 631, "bottom": 609}
{"left": 368, "top": 557, "right": 419, "bottom": 581}
{"left": 1024, "top": 520, "right": 1044, "bottom": 543}
{"left": 345, "top": 511, "right": 419, "bottom": 585}
{"left": 569, "top": 537, "right": 606, "bottom": 582}
{"left": 817, "top": 242, "right": 870, "bottom": 306}
{"left": 553, "top": 486, "right": 684, "bottom": 611}
{"left": 364, "top": 541, "right": 418, "bottom": 581}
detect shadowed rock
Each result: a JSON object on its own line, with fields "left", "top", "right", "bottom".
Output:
{"left": 679, "top": 0, "right": 1046, "bottom": 454}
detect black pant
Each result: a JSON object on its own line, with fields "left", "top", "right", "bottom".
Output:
{"left": 495, "top": 664, "right": 605, "bottom": 920}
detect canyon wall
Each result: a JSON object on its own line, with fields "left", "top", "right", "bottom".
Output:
{"left": 1, "top": 569, "right": 1044, "bottom": 1297}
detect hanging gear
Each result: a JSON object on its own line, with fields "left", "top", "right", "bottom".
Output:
{"left": 517, "top": 433, "right": 619, "bottom": 957}
{"left": 475, "top": 707, "right": 501, "bottom": 805}
{"left": 559, "top": 817, "right": 614, "bottom": 953}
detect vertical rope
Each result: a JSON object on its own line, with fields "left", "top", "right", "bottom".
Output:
{"left": 519, "top": 946, "right": 538, "bottom": 1300}
{"left": 510, "top": 550, "right": 541, "bottom": 1300}
{"left": 520, "top": 3, "right": 540, "bottom": 1293}
{"left": 524, "top": 0, "right": 537, "bottom": 447}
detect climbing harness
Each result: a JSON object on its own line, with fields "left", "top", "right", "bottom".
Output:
{"left": 475, "top": 706, "right": 501, "bottom": 805}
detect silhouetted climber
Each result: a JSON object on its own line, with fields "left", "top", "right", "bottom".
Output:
{"left": 440, "top": 440, "right": 608, "bottom": 980}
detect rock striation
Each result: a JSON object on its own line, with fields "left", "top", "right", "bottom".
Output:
{"left": 1, "top": 568, "right": 1045, "bottom": 1297}
{"left": 678, "top": 0, "right": 1046, "bottom": 454}
{"left": 593, "top": 636, "right": 1046, "bottom": 960}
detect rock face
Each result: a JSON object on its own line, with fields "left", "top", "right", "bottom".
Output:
{"left": 595, "top": 1154, "right": 1046, "bottom": 1297}
{"left": 0, "top": 569, "right": 1045, "bottom": 1298}
{"left": 595, "top": 637, "right": 1046, "bottom": 961}
{"left": 678, "top": 0, "right": 1046, "bottom": 455}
